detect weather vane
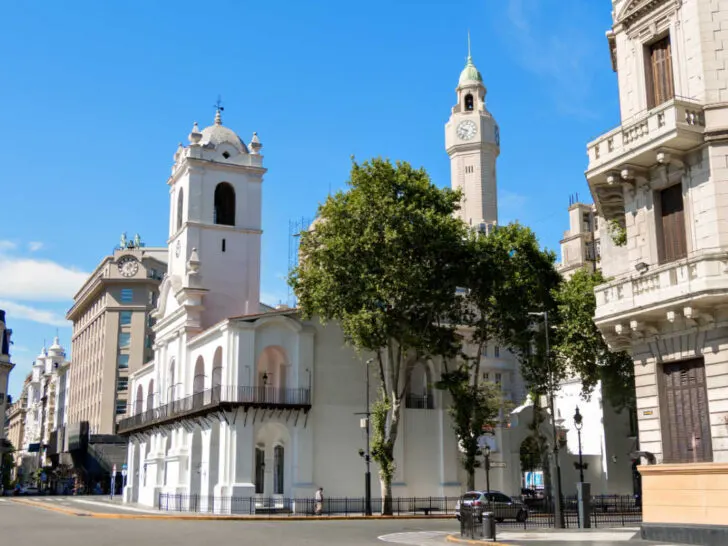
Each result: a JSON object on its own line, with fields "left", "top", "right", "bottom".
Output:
{"left": 214, "top": 95, "right": 224, "bottom": 113}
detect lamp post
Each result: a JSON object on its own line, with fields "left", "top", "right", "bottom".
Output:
{"left": 528, "top": 310, "right": 564, "bottom": 529}
{"left": 356, "top": 358, "right": 374, "bottom": 516}
{"left": 574, "top": 406, "right": 585, "bottom": 483}
{"left": 483, "top": 445, "right": 491, "bottom": 497}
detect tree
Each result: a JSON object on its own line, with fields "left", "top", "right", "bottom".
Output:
{"left": 289, "top": 158, "right": 467, "bottom": 514}
{"left": 436, "top": 223, "right": 561, "bottom": 490}
{"left": 436, "top": 368, "right": 505, "bottom": 490}
{"left": 552, "top": 268, "right": 636, "bottom": 411}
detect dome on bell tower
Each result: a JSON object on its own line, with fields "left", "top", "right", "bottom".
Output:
{"left": 198, "top": 109, "right": 249, "bottom": 153}
{"left": 459, "top": 55, "right": 483, "bottom": 86}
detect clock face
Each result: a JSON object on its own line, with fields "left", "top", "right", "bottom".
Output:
{"left": 117, "top": 256, "right": 139, "bottom": 278}
{"left": 457, "top": 120, "right": 478, "bottom": 141}
{"left": 494, "top": 125, "right": 500, "bottom": 146}
{"left": 175, "top": 240, "right": 181, "bottom": 258}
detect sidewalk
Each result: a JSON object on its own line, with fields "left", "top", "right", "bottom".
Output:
{"left": 446, "top": 527, "right": 693, "bottom": 545}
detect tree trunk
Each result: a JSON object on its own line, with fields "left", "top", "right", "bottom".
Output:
{"left": 467, "top": 469, "right": 475, "bottom": 491}
{"left": 380, "top": 475, "right": 393, "bottom": 515}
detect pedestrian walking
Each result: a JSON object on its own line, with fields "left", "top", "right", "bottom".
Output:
{"left": 314, "top": 486, "right": 324, "bottom": 515}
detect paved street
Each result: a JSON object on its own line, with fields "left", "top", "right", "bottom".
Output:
{"left": 0, "top": 496, "right": 690, "bottom": 546}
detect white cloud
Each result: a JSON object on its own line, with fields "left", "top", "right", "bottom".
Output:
{"left": 28, "top": 241, "right": 44, "bottom": 252}
{"left": 0, "top": 240, "right": 16, "bottom": 251}
{"left": 0, "top": 300, "right": 69, "bottom": 327}
{"left": 0, "top": 255, "right": 88, "bottom": 301}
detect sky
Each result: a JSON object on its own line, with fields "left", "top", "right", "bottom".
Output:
{"left": 0, "top": 0, "right": 620, "bottom": 399}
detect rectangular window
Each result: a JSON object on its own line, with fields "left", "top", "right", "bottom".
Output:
{"left": 659, "top": 184, "right": 687, "bottom": 264}
{"left": 117, "top": 378, "right": 129, "bottom": 392}
{"left": 148, "top": 291, "right": 157, "bottom": 306}
{"left": 222, "top": 238, "right": 226, "bottom": 252}
{"left": 119, "top": 311, "right": 132, "bottom": 326}
{"left": 660, "top": 358, "right": 712, "bottom": 464}
{"left": 255, "top": 448, "right": 265, "bottom": 495}
{"left": 121, "top": 289, "right": 133, "bottom": 303}
{"left": 118, "top": 354, "right": 129, "bottom": 369}
{"left": 115, "top": 400, "right": 127, "bottom": 415}
{"left": 646, "top": 35, "right": 674, "bottom": 109}
{"left": 495, "top": 373, "right": 502, "bottom": 385}
{"left": 483, "top": 372, "right": 489, "bottom": 382}
{"left": 119, "top": 332, "right": 131, "bottom": 348}
{"left": 494, "top": 346, "right": 500, "bottom": 358}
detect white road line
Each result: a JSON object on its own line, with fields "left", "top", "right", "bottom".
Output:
{"left": 70, "top": 499, "right": 163, "bottom": 514}
{"left": 378, "top": 531, "right": 450, "bottom": 545}
{"left": 495, "top": 530, "right": 640, "bottom": 542}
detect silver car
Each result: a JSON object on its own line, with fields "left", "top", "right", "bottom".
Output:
{"left": 455, "top": 490, "right": 529, "bottom": 522}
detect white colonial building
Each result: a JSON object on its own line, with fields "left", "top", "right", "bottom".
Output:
{"left": 121, "top": 54, "right": 530, "bottom": 511}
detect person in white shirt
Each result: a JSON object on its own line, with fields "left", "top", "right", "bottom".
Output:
{"left": 314, "top": 487, "right": 324, "bottom": 515}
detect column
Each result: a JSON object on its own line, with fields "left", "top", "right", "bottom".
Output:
{"left": 199, "top": 428, "right": 212, "bottom": 512}
{"left": 123, "top": 441, "right": 136, "bottom": 503}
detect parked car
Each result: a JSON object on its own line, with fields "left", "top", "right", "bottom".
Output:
{"left": 455, "top": 490, "right": 529, "bottom": 522}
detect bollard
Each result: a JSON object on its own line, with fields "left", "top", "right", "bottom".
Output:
{"left": 482, "top": 511, "right": 496, "bottom": 540}
{"left": 577, "top": 482, "right": 592, "bottom": 529}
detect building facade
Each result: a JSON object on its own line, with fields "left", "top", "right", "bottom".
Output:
{"left": 121, "top": 56, "right": 530, "bottom": 510}
{"left": 66, "top": 242, "right": 166, "bottom": 435}
{"left": 5, "top": 395, "right": 25, "bottom": 481}
{"left": 586, "top": 0, "right": 728, "bottom": 541}
{"left": 0, "top": 310, "right": 15, "bottom": 486}
{"left": 558, "top": 201, "right": 600, "bottom": 279}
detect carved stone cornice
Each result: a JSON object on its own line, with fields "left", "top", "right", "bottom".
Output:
{"left": 616, "top": 0, "right": 678, "bottom": 29}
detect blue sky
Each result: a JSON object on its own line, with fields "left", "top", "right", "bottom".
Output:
{"left": 0, "top": 0, "right": 619, "bottom": 398}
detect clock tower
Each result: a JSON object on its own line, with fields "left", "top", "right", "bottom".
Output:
{"left": 445, "top": 50, "right": 500, "bottom": 231}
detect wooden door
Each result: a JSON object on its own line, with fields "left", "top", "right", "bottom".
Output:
{"left": 660, "top": 358, "right": 713, "bottom": 463}
{"left": 659, "top": 184, "right": 687, "bottom": 263}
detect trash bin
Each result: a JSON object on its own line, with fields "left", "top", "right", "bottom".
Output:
{"left": 482, "top": 511, "right": 496, "bottom": 540}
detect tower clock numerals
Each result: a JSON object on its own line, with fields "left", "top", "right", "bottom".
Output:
{"left": 117, "top": 256, "right": 139, "bottom": 277}
{"left": 456, "top": 120, "right": 478, "bottom": 141}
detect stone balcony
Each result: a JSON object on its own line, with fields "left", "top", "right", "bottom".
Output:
{"left": 586, "top": 98, "right": 706, "bottom": 222}
{"left": 594, "top": 252, "right": 728, "bottom": 342}
{"left": 587, "top": 98, "right": 705, "bottom": 180}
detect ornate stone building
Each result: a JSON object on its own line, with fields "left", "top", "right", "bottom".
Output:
{"left": 586, "top": 0, "right": 728, "bottom": 542}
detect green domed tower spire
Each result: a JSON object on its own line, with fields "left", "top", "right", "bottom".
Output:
{"left": 459, "top": 31, "right": 483, "bottom": 85}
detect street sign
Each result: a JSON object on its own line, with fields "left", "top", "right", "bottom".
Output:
{"left": 490, "top": 461, "right": 507, "bottom": 468}
{"left": 122, "top": 463, "right": 128, "bottom": 471}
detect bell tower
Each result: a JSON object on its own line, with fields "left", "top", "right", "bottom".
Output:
{"left": 161, "top": 108, "right": 266, "bottom": 331}
{"left": 445, "top": 40, "right": 500, "bottom": 231}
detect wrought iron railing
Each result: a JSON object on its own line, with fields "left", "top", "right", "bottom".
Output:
{"left": 405, "top": 393, "right": 434, "bottom": 409}
{"left": 117, "top": 385, "right": 311, "bottom": 433}
{"left": 157, "top": 493, "right": 458, "bottom": 516}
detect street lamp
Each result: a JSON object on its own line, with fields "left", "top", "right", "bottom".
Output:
{"left": 574, "top": 406, "right": 585, "bottom": 483}
{"left": 528, "top": 310, "right": 565, "bottom": 529}
{"left": 356, "top": 357, "right": 374, "bottom": 516}
{"left": 483, "top": 444, "right": 491, "bottom": 497}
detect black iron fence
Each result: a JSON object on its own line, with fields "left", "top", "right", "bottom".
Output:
{"left": 157, "top": 493, "right": 458, "bottom": 516}
{"left": 118, "top": 386, "right": 311, "bottom": 433}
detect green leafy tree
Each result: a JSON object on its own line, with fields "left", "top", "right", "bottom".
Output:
{"left": 289, "top": 158, "right": 467, "bottom": 514}
{"left": 435, "top": 223, "right": 561, "bottom": 490}
{"left": 552, "top": 268, "right": 635, "bottom": 411}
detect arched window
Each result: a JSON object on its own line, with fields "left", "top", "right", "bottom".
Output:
{"left": 214, "top": 182, "right": 236, "bottom": 226}
{"left": 212, "top": 347, "right": 223, "bottom": 402}
{"left": 255, "top": 446, "right": 265, "bottom": 494}
{"left": 135, "top": 385, "right": 144, "bottom": 415}
{"left": 274, "top": 445, "right": 284, "bottom": 495}
{"left": 465, "top": 94, "right": 474, "bottom": 111}
{"left": 176, "top": 189, "right": 184, "bottom": 231}
{"left": 406, "top": 363, "right": 434, "bottom": 409}
{"left": 193, "top": 356, "right": 205, "bottom": 394}
{"left": 168, "top": 359, "right": 176, "bottom": 403}
{"left": 147, "top": 380, "right": 155, "bottom": 412}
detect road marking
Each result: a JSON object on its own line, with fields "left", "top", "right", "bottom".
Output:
{"left": 378, "top": 531, "right": 452, "bottom": 545}
{"left": 493, "top": 530, "right": 639, "bottom": 542}
{"left": 71, "top": 499, "right": 163, "bottom": 514}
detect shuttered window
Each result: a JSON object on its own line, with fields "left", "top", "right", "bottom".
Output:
{"left": 646, "top": 36, "right": 674, "bottom": 109}
{"left": 660, "top": 358, "right": 713, "bottom": 464}
{"left": 659, "top": 184, "right": 687, "bottom": 264}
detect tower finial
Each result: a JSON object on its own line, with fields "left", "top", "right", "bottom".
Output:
{"left": 214, "top": 95, "right": 224, "bottom": 125}
{"left": 467, "top": 29, "right": 471, "bottom": 59}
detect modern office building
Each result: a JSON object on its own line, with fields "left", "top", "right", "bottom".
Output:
{"left": 66, "top": 239, "right": 166, "bottom": 435}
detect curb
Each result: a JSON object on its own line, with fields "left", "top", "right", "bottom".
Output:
{"left": 10, "top": 498, "right": 457, "bottom": 521}
{"left": 445, "top": 533, "right": 515, "bottom": 546}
